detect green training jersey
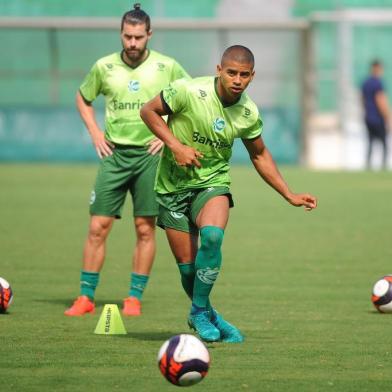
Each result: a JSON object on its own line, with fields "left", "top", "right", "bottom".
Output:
{"left": 156, "top": 76, "right": 263, "bottom": 194}
{"left": 79, "top": 50, "right": 190, "bottom": 146}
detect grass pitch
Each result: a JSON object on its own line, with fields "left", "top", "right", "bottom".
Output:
{"left": 1, "top": 164, "right": 392, "bottom": 391}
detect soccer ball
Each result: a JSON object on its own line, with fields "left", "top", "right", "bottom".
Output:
{"left": 157, "top": 334, "right": 210, "bottom": 386}
{"left": 371, "top": 275, "right": 392, "bottom": 313}
{"left": 0, "top": 277, "right": 13, "bottom": 313}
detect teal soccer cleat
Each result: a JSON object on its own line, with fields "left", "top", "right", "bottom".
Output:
{"left": 210, "top": 309, "right": 244, "bottom": 343}
{"left": 188, "top": 310, "right": 221, "bottom": 342}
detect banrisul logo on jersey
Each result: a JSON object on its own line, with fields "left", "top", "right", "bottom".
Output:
{"left": 212, "top": 117, "right": 226, "bottom": 133}
{"left": 128, "top": 80, "right": 140, "bottom": 92}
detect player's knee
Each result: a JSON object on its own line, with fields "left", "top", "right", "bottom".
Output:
{"left": 135, "top": 219, "right": 155, "bottom": 243}
{"left": 88, "top": 217, "right": 112, "bottom": 243}
{"left": 200, "top": 226, "right": 224, "bottom": 251}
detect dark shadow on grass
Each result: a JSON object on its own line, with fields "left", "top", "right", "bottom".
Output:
{"left": 116, "top": 332, "right": 225, "bottom": 348}
{"left": 114, "top": 331, "right": 181, "bottom": 341}
{"left": 34, "top": 298, "right": 123, "bottom": 307}
{"left": 367, "top": 310, "right": 385, "bottom": 315}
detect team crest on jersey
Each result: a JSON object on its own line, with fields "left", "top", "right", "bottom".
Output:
{"left": 128, "top": 80, "right": 140, "bottom": 92}
{"left": 106, "top": 64, "right": 113, "bottom": 69}
{"left": 157, "top": 62, "right": 165, "bottom": 71}
{"left": 212, "top": 117, "right": 226, "bottom": 133}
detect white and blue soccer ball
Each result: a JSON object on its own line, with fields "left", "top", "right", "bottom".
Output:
{"left": 157, "top": 334, "right": 210, "bottom": 386}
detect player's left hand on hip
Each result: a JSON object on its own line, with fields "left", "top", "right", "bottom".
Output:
{"left": 147, "top": 138, "right": 164, "bottom": 155}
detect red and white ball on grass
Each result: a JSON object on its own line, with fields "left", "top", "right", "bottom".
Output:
{"left": 0, "top": 277, "right": 13, "bottom": 313}
{"left": 157, "top": 334, "right": 210, "bottom": 386}
{"left": 371, "top": 275, "right": 392, "bottom": 313}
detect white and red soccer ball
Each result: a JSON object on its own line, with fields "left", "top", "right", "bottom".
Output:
{"left": 0, "top": 277, "right": 13, "bottom": 313}
{"left": 371, "top": 275, "right": 392, "bottom": 313}
{"left": 157, "top": 334, "right": 210, "bottom": 386}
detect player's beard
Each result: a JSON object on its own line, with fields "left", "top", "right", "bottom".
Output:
{"left": 124, "top": 46, "right": 147, "bottom": 63}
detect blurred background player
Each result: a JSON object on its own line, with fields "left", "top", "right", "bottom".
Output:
{"left": 64, "top": 3, "right": 190, "bottom": 317}
{"left": 140, "top": 45, "right": 317, "bottom": 342}
{"left": 362, "top": 60, "right": 390, "bottom": 170}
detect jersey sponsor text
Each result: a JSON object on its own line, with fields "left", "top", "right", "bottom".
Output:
{"left": 192, "top": 131, "right": 230, "bottom": 150}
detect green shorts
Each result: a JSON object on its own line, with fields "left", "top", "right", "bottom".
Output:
{"left": 89, "top": 145, "right": 159, "bottom": 218}
{"left": 156, "top": 186, "right": 234, "bottom": 234}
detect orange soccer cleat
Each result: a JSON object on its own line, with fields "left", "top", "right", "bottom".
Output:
{"left": 64, "top": 296, "right": 95, "bottom": 316}
{"left": 122, "top": 296, "right": 141, "bottom": 316}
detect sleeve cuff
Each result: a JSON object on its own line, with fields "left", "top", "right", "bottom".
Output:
{"left": 79, "top": 89, "right": 93, "bottom": 105}
{"left": 160, "top": 91, "right": 173, "bottom": 114}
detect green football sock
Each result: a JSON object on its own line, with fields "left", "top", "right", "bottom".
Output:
{"left": 192, "top": 226, "right": 224, "bottom": 310}
{"left": 178, "top": 262, "right": 195, "bottom": 299}
{"left": 129, "top": 272, "right": 149, "bottom": 300}
{"left": 80, "top": 270, "right": 99, "bottom": 300}
{"left": 178, "top": 262, "right": 212, "bottom": 311}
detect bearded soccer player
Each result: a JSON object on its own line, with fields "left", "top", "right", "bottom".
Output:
{"left": 64, "top": 4, "right": 190, "bottom": 317}
{"left": 140, "top": 45, "right": 317, "bottom": 342}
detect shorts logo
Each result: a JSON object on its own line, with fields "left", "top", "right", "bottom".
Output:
{"left": 128, "top": 80, "right": 140, "bottom": 92}
{"left": 196, "top": 268, "right": 219, "bottom": 285}
{"left": 90, "top": 190, "right": 96, "bottom": 205}
{"left": 212, "top": 117, "right": 226, "bottom": 133}
{"left": 170, "top": 211, "right": 184, "bottom": 219}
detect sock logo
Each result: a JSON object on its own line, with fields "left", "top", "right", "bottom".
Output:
{"left": 196, "top": 268, "right": 219, "bottom": 285}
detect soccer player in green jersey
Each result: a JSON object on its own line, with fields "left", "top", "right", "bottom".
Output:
{"left": 65, "top": 4, "right": 190, "bottom": 317}
{"left": 140, "top": 45, "right": 317, "bottom": 342}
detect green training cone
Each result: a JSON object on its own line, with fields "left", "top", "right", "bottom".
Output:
{"left": 94, "top": 304, "right": 127, "bottom": 335}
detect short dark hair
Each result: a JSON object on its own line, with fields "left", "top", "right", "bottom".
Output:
{"left": 221, "top": 45, "right": 255, "bottom": 68}
{"left": 121, "top": 3, "right": 151, "bottom": 32}
{"left": 371, "top": 59, "right": 382, "bottom": 68}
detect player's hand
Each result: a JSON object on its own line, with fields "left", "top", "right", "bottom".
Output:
{"left": 173, "top": 144, "right": 203, "bottom": 168}
{"left": 91, "top": 130, "right": 114, "bottom": 159}
{"left": 147, "top": 138, "right": 164, "bottom": 155}
{"left": 287, "top": 193, "right": 317, "bottom": 211}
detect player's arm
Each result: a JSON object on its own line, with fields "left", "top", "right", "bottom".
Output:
{"left": 140, "top": 94, "right": 203, "bottom": 167}
{"left": 242, "top": 136, "right": 317, "bottom": 211}
{"left": 76, "top": 91, "right": 113, "bottom": 158}
{"left": 375, "top": 90, "right": 390, "bottom": 125}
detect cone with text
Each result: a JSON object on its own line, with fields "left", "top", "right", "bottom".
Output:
{"left": 94, "top": 304, "right": 127, "bottom": 335}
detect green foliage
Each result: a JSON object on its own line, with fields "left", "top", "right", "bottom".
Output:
{"left": 1, "top": 165, "right": 392, "bottom": 391}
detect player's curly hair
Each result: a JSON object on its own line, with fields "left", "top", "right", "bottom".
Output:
{"left": 121, "top": 3, "right": 151, "bottom": 32}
